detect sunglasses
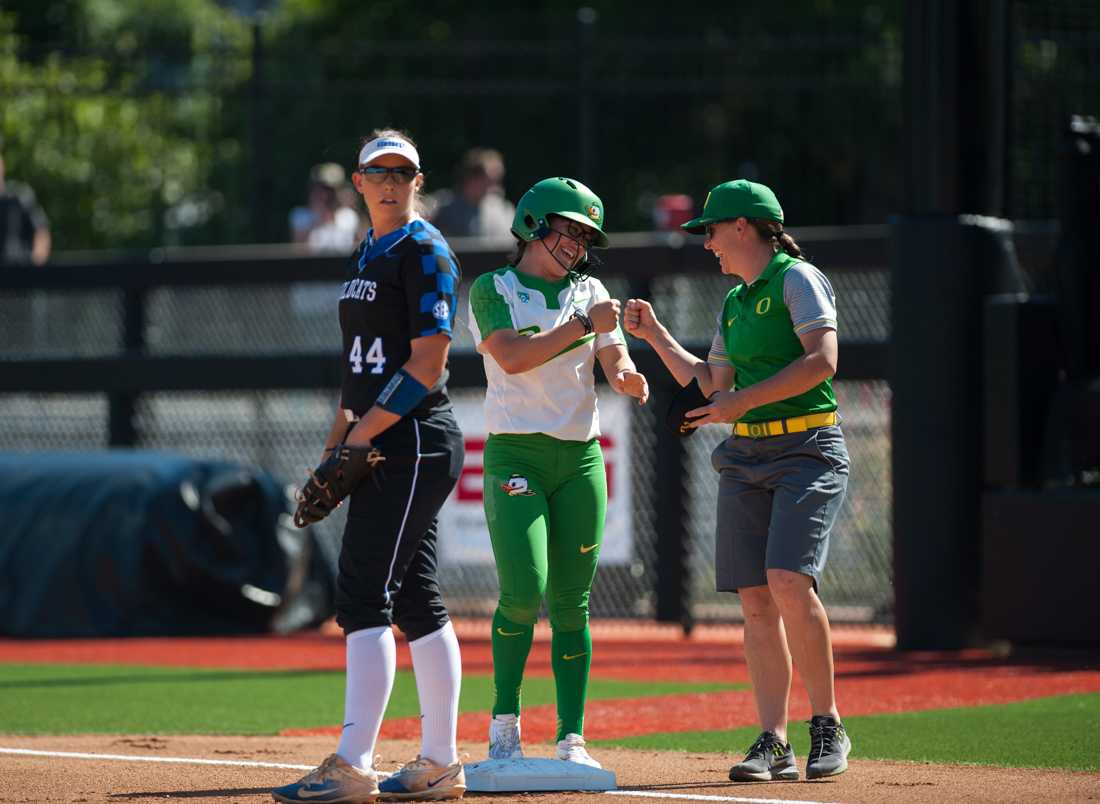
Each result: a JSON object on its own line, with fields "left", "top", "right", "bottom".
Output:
{"left": 357, "top": 166, "right": 420, "bottom": 184}
{"left": 552, "top": 218, "right": 598, "bottom": 247}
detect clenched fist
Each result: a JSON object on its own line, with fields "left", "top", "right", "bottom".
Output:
{"left": 624, "top": 298, "right": 661, "bottom": 342}
{"left": 588, "top": 299, "right": 621, "bottom": 333}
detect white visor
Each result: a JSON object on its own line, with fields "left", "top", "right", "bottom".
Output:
{"left": 358, "top": 136, "right": 421, "bottom": 170}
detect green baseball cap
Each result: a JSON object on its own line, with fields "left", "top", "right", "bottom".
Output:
{"left": 681, "top": 179, "right": 784, "bottom": 234}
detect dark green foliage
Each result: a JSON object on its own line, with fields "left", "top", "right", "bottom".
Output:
{"left": 9, "top": 3, "right": 1093, "bottom": 249}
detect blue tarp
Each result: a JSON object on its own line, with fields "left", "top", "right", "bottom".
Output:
{"left": 0, "top": 451, "right": 328, "bottom": 637}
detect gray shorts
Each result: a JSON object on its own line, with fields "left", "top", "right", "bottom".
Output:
{"left": 711, "top": 425, "right": 849, "bottom": 593}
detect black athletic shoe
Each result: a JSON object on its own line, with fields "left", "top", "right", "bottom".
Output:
{"left": 728, "top": 731, "right": 799, "bottom": 781}
{"left": 806, "top": 715, "right": 852, "bottom": 779}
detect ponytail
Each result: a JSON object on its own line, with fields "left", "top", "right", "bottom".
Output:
{"left": 775, "top": 231, "right": 802, "bottom": 259}
{"left": 749, "top": 218, "right": 803, "bottom": 259}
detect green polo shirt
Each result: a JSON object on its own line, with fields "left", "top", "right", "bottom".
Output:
{"left": 718, "top": 252, "right": 838, "bottom": 423}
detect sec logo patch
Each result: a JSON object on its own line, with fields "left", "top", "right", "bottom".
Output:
{"left": 432, "top": 299, "right": 450, "bottom": 320}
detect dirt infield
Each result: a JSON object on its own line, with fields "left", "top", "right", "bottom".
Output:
{"left": 3, "top": 624, "right": 1100, "bottom": 802}
{"left": 3, "top": 734, "right": 1100, "bottom": 803}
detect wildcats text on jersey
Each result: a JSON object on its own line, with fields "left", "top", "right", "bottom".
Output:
{"left": 338, "top": 218, "right": 460, "bottom": 418}
{"left": 342, "top": 278, "right": 378, "bottom": 302}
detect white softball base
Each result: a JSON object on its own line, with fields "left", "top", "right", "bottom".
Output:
{"left": 464, "top": 756, "right": 617, "bottom": 792}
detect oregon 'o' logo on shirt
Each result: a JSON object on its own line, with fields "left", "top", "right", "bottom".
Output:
{"left": 755, "top": 297, "right": 772, "bottom": 315}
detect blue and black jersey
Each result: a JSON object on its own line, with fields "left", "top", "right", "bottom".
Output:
{"left": 338, "top": 218, "right": 460, "bottom": 418}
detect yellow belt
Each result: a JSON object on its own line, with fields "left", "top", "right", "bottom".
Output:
{"left": 733, "top": 411, "right": 839, "bottom": 438}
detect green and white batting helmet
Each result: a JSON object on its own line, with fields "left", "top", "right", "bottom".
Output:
{"left": 511, "top": 177, "right": 609, "bottom": 248}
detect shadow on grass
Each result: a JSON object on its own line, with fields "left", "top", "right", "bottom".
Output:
{"left": 835, "top": 647, "right": 1100, "bottom": 680}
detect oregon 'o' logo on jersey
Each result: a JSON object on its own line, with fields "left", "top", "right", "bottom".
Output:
{"left": 755, "top": 297, "right": 772, "bottom": 315}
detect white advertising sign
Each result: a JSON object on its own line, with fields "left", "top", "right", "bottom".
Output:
{"left": 439, "top": 391, "right": 634, "bottom": 565}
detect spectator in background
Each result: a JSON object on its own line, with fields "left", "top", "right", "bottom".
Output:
{"left": 289, "top": 162, "right": 361, "bottom": 253}
{"left": 429, "top": 147, "right": 515, "bottom": 239}
{"left": 0, "top": 153, "right": 50, "bottom": 266}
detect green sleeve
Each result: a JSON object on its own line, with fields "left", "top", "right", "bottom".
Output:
{"left": 469, "top": 271, "right": 515, "bottom": 340}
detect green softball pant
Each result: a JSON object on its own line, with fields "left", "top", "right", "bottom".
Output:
{"left": 482, "top": 432, "right": 607, "bottom": 630}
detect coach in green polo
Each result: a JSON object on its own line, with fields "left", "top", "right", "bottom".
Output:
{"left": 624, "top": 179, "right": 853, "bottom": 784}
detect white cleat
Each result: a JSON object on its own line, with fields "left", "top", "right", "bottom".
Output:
{"left": 488, "top": 713, "right": 523, "bottom": 760}
{"left": 556, "top": 733, "right": 601, "bottom": 768}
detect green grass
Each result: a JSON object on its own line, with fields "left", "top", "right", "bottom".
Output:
{"left": 596, "top": 692, "right": 1100, "bottom": 771}
{"left": 0, "top": 663, "right": 738, "bottom": 736}
{"left": 5, "top": 662, "right": 1094, "bottom": 772}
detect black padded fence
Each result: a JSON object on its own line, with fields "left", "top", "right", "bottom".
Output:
{"left": 7, "top": 227, "right": 1049, "bottom": 627}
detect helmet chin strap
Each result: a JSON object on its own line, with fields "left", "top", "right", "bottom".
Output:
{"left": 572, "top": 250, "right": 599, "bottom": 281}
{"left": 540, "top": 230, "right": 591, "bottom": 279}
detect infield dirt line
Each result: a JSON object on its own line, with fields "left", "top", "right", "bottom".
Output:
{"left": 0, "top": 746, "right": 313, "bottom": 770}
{"left": 0, "top": 746, "right": 845, "bottom": 804}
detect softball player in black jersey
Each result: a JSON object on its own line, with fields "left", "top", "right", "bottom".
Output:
{"left": 274, "top": 130, "right": 467, "bottom": 803}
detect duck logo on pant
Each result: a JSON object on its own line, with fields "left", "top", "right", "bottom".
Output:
{"left": 500, "top": 474, "right": 536, "bottom": 496}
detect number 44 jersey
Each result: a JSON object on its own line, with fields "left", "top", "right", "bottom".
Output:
{"left": 338, "top": 218, "right": 461, "bottom": 418}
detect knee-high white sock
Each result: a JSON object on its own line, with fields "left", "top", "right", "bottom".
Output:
{"left": 408, "top": 620, "right": 462, "bottom": 766}
{"left": 336, "top": 625, "right": 396, "bottom": 770}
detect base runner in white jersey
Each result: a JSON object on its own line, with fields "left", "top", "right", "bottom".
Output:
{"left": 463, "top": 178, "right": 648, "bottom": 792}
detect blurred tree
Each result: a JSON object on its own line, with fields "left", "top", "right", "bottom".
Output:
{"left": 260, "top": 0, "right": 905, "bottom": 233}
{"left": 0, "top": 3, "right": 250, "bottom": 251}
{"left": 1, "top": 0, "right": 910, "bottom": 250}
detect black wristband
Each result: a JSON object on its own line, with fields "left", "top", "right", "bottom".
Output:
{"left": 571, "top": 309, "right": 594, "bottom": 335}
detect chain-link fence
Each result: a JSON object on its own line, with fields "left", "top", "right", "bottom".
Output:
{"left": 0, "top": 253, "right": 894, "bottom": 625}
{"left": 6, "top": 2, "right": 1096, "bottom": 252}
{"left": 1011, "top": 0, "right": 1100, "bottom": 220}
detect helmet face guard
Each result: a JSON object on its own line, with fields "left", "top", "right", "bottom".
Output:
{"left": 512, "top": 177, "right": 609, "bottom": 249}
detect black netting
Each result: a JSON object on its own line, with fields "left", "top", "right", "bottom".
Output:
{"left": 0, "top": 291, "right": 123, "bottom": 357}
{"left": 0, "top": 262, "right": 893, "bottom": 625}
{"left": 1012, "top": 1, "right": 1100, "bottom": 221}
{"left": 0, "top": 394, "right": 109, "bottom": 451}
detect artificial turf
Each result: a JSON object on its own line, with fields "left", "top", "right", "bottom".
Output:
{"left": 596, "top": 691, "right": 1100, "bottom": 772}
{"left": 0, "top": 663, "right": 738, "bottom": 735}
{"left": 4, "top": 661, "right": 1094, "bottom": 772}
